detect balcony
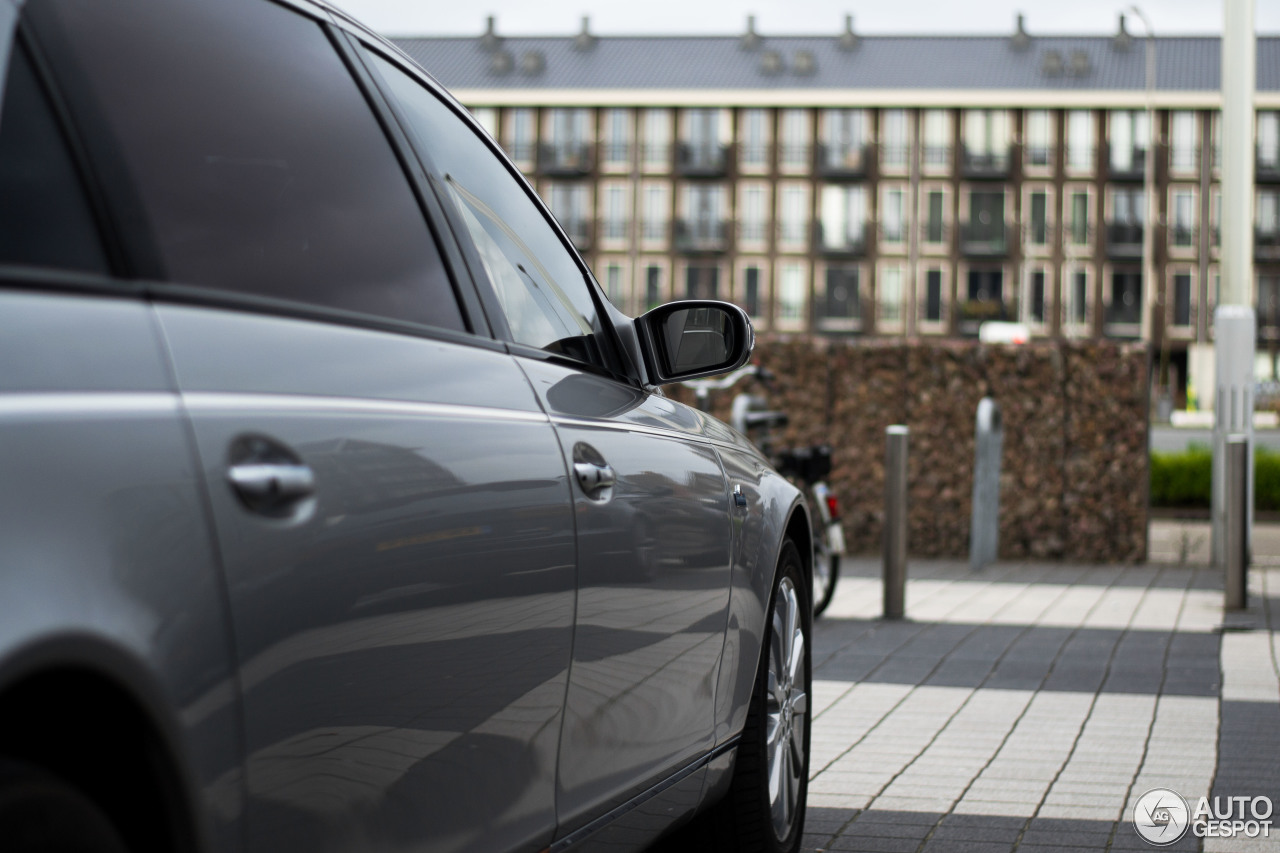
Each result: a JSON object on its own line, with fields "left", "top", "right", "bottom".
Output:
{"left": 1108, "top": 148, "right": 1148, "bottom": 181}
{"left": 959, "top": 147, "right": 1011, "bottom": 180}
{"left": 673, "top": 219, "right": 730, "bottom": 254}
{"left": 1258, "top": 228, "right": 1280, "bottom": 260}
{"left": 1105, "top": 222, "right": 1144, "bottom": 259}
{"left": 815, "top": 144, "right": 869, "bottom": 179}
{"left": 814, "top": 223, "right": 867, "bottom": 257}
{"left": 1259, "top": 153, "right": 1280, "bottom": 184}
{"left": 559, "top": 218, "right": 592, "bottom": 251}
{"left": 959, "top": 222, "right": 1008, "bottom": 257}
{"left": 538, "top": 143, "right": 593, "bottom": 177}
{"left": 676, "top": 143, "right": 730, "bottom": 177}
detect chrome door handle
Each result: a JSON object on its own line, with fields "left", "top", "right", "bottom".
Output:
{"left": 228, "top": 463, "right": 316, "bottom": 502}
{"left": 573, "top": 461, "right": 615, "bottom": 495}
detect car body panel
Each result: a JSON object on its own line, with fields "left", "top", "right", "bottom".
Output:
{"left": 157, "top": 304, "right": 577, "bottom": 853}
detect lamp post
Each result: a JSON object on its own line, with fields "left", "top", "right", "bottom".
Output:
{"left": 1128, "top": 7, "right": 1158, "bottom": 359}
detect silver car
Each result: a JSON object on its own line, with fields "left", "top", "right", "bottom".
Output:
{"left": 0, "top": 1, "right": 814, "bottom": 851}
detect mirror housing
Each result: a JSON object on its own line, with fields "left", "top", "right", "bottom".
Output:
{"left": 635, "top": 300, "right": 754, "bottom": 385}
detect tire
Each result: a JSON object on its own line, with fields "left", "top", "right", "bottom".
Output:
{"left": 679, "top": 540, "right": 811, "bottom": 853}
{"left": 0, "top": 760, "right": 130, "bottom": 853}
{"left": 811, "top": 537, "right": 839, "bottom": 619}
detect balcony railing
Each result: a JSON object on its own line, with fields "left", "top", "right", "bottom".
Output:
{"left": 673, "top": 219, "right": 730, "bottom": 253}
{"left": 815, "top": 143, "right": 869, "bottom": 179}
{"left": 920, "top": 221, "right": 950, "bottom": 245}
{"left": 640, "top": 144, "right": 671, "bottom": 170}
{"left": 1169, "top": 225, "right": 1197, "bottom": 251}
{"left": 600, "top": 142, "right": 632, "bottom": 167}
{"left": 814, "top": 223, "right": 867, "bottom": 256}
{"left": 675, "top": 143, "right": 731, "bottom": 177}
{"left": 738, "top": 143, "right": 772, "bottom": 171}
{"left": 922, "top": 144, "right": 951, "bottom": 171}
{"left": 1258, "top": 228, "right": 1280, "bottom": 260}
{"left": 959, "top": 222, "right": 1008, "bottom": 257}
{"left": 1108, "top": 148, "right": 1148, "bottom": 181}
{"left": 558, "top": 218, "right": 592, "bottom": 250}
{"left": 538, "top": 143, "right": 593, "bottom": 176}
{"left": 960, "top": 147, "right": 1011, "bottom": 179}
{"left": 1258, "top": 150, "right": 1280, "bottom": 183}
{"left": 1105, "top": 222, "right": 1144, "bottom": 258}
{"left": 599, "top": 217, "right": 630, "bottom": 242}
{"left": 1024, "top": 145, "right": 1054, "bottom": 169}
{"left": 778, "top": 144, "right": 811, "bottom": 171}
{"left": 640, "top": 219, "right": 668, "bottom": 243}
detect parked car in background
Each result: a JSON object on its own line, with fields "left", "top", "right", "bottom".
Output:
{"left": 0, "top": 1, "right": 814, "bottom": 851}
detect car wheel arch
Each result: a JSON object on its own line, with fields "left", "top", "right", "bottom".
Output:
{"left": 0, "top": 634, "right": 205, "bottom": 853}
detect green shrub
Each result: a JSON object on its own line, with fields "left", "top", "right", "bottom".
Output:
{"left": 1150, "top": 444, "right": 1280, "bottom": 510}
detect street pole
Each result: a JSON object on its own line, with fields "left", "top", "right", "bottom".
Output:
{"left": 1212, "top": 0, "right": 1257, "bottom": 569}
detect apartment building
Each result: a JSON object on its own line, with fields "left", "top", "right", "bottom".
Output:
{"left": 393, "top": 16, "right": 1280, "bottom": 392}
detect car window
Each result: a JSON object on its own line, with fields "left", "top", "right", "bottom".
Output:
{"left": 0, "top": 39, "right": 108, "bottom": 274}
{"left": 361, "top": 48, "right": 611, "bottom": 368}
{"left": 37, "top": 0, "right": 464, "bottom": 332}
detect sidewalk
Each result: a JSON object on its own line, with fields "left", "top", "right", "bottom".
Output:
{"left": 803, "top": 554, "right": 1280, "bottom": 853}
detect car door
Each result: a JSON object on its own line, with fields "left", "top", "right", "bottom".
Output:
{"left": 351, "top": 43, "right": 736, "bottom": 834}
{"left": 31, "top": 1, "right": 577, "bottom": 851}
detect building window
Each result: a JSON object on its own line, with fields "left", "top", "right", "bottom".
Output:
{"left": 820, "top": 109, "right": 867, "bottom": 170}
{"left": 641, "top": 183, "right": 668, "bottom": 242}
{"left": 819, "top": 185, "right": 866, "bottom": 252}
{"left": 742, "top": 264, "right": 764, "bottom": 319}
{"left": 1066, "top": 267, "right": 1089, "bottom": 326}
{"left": 681, "top": 108, "right": 723, "bottom": 170}
{"left": 604, "top": 262, "right": 625, "bottom": 306}
{"left": 1170, "top": 111, "right": 1197, "bottom": 174}
{"left": 740, "top": 184, "right": 770, "bottom": 245}
{"left": 879, "top": 264, "right": 904, "bottom": 324}
{"left": 1027, "top": 189, "right": 1049, "bottom": 247}
{"left": 601, "top": 184, "right": 629, "bottom": 242}
{"left": 780, "top": 109, "right": 809, "bottom": 170}
{"left": 881, "top": 109, "right": 908, "bottom": 170}
{"left": 1260, "top": 112, "right": 1280, "bottom": 174}
{"left": 547, "top": 183, "right": 590, "bottom": 247}
{"left": 1173, "top": 271, "right": 1193, "bottom": 328}
{"left": 1069, "top": 190, "right": 1091, "bottom": 246}
{"left": 1212, "top": 111, "right": 1222, "bottom": 171}
{"left": 778, "top": 262, "right": 807, "bottom": 323}
{"left": 1109, "top": 110, "right": 1149, "bottom": 174}
{"left": 1025, "top": 110, "right": 1052, "bottom": 169}
{"left": 602, "top": 108, "right": 631, "bottom": 168}
{"left": 963, "top": 268, "right": 1005, "bottom": 323}
{"left": 506, "top": 107, "right": 534, "bottom": 164}
{"left": 779, "top": 184, "right": 809, "bottom": 247}
{"left": 685, "top": 263, "right": 720, "bottom": 300}
{"left": 1170, "top": 189, "right": 1195, "bottom": 249}
{"left": 1259, "top": 190, "right": 1280, "bottom": 254}
{"left": 821, "top": 265, "right": 859, "bottom": 322}
{"left": 680, "top": 184, "right": 727, "bottom": 248}
{"left": 642, "top": 109, "right": 671, "bottom": 169}
{"left": 922, "top": 267, "right": 944, "bottom": 324}
{"left": 740, "top": 108, "right": 770, "bottom": 170}
{"left": 1066, "top": 110, "right": 1094, "bottom": 172}
{"left": 1027, "top": 268, "right": 1047, "bottom": 325}
{"left": 1260, "top": 274, "right": 1280, "bottom": 336}
{"left": 963, "top": 191, "right": 1005, "bottom": 253}
{"left": 471, "top": 107, "right": 497, "bottom": 138}
{"left": 1107, "top": 269, "right": 1142, "bottom": 328}
{"left": 545, "top": 108, "right": 591, "bottom": 171}
{"left": 881, "top": 187, "right": 906, "bottom": 245}
{"left": 962, "top": 109, "right": 1010, "bottom": 172}
{"left": 922, "top": 110, "right": 950, "bottom": 170}
{"left": 644, "top": 263, "right": 664, "bottom": 310}
{"left": 923, "top": 189, "right": 946, "bottom": 244}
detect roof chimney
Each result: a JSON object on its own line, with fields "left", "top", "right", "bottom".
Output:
{"left": 480, "top": 15, "right": 501, "bottom": 52}
{"left": 741, "top": 15, "right": 762, "bottom": 50}
{"left": 1010, "top": 13, "right": 1030, "bottom": 51}
{"left": 573, "top": 16, "right": 596, "bottom": 51}
{"left": 1113, "top": 13, "right": 1132, "bottom": 51}
{"left": 838, "top": 14, "right": 859, "bottom": 51}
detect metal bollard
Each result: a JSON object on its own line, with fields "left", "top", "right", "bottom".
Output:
{"left": 883, "top": 425, "right": 908, "bottom": 619}
{"left": 1225, "top": 434, "right": 1249, "bottom": 610}
{"left": 970, "top": 398, "right": 1003, "bottom": 571}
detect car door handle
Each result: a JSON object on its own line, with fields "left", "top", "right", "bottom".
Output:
{"left": 228, "top": 463, "right": 316, "bottom": 503}
{"left": 573, "top": 461, "right": 616, "bottom": 495}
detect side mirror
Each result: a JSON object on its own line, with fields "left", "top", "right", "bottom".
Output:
{"left": 636, "top": 300, "right": 754, "bottom": 384}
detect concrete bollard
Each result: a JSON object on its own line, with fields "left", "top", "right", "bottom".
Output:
{"left": 883, "top": 425, "right": 908, "bottom": 619}
{"left": 1225, "top": 434, "right": 1249, "bottom": 610}
{"left": 970, "top": 398, "right": 1002, "bottom": 571}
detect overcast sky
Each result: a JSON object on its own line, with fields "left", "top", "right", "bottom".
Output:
{"left": 330, "top": 0, "right": 1279, "bottom": 38}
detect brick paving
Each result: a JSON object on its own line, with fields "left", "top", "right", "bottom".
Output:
{"left": 802, "top": 548, "right": 1280, "bottom": 853}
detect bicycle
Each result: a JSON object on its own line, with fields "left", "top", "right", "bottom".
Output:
{"left": 683, "top": 365, "right": 844, "bottom": 617}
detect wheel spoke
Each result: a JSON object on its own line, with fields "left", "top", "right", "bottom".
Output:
{"left": 788, "top": 628, "right": 805, "bottom": 686}
{"left": 791, "top": 689, "right": 808, "bottom": 716}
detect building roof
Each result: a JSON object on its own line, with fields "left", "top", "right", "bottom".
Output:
{"left": 390, "top": 32, "right": 1280, "bottom": 96}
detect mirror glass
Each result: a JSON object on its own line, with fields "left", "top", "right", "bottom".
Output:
{"left": 662, "top": 306, "right": 734, "bottom": 374}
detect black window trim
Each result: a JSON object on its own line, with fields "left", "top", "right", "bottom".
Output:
{"left": 341, "top": 31, "right": 639, "bottom": 386}
{"left": 14, "top": 0, "right": 505, "bottom": 354}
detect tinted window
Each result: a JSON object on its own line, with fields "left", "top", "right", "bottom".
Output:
{"left": 0, "top": 40, "right": 107, "bottom": 274}
{"left": 362, "top": 49, "right": 609, "bottom": 367}
{"left": 42, "top": 0, "right": 463, "bottom": 331}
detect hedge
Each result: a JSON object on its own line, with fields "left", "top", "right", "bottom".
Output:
{"left": 1151, "top": 444, "right": 1280, "bottom": 510}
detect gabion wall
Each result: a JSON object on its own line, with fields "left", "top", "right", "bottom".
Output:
{"left": 672, "top": 338, "right": 1149, "bottom": 564}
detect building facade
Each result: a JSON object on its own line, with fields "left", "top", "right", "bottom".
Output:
{"left": 393, "top": 18, "right": 1280, "bottom": 397}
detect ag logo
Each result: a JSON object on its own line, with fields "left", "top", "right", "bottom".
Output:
{"left": 1133, "top": 788, "right": 1190, "bottom": 845}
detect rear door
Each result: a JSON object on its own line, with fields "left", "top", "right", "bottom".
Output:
{"left": 351, "top": 45, "right": 736, "bottom": 833}
{"left": 30, "top": 1, "right": 576, "bottom": 851}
